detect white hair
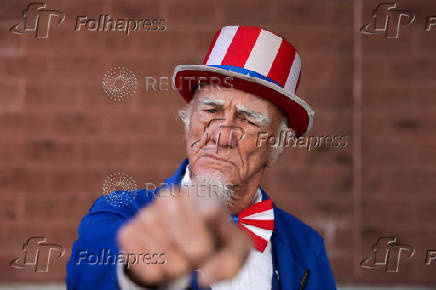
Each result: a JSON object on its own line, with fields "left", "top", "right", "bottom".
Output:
{"left": 178, "top": 100, "right": 194, "bottom": 133}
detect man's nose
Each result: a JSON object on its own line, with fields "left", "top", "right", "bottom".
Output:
{"left": 208, "top": 121, "right": 244, "bottom": 149}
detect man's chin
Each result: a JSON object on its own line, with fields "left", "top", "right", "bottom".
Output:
{"left": 194, "top": 167, "right": 231, "bottom": 182}
{"left": 192, "top": 164, "right": 236, "bottom": 184}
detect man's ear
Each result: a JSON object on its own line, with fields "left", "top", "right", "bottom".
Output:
{"left": 265, "top": 148, "right": 284, "bottom": 168}
{"left": 268, "top": 155, "right": 280, "bottom": 168}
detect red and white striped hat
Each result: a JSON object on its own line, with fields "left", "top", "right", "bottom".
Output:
{"left": 173, "top": 26, "right": 314, "bottom": 137}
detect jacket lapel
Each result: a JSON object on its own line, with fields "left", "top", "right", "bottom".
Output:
{"left": 271, "top": 226, "right": 306, "bottom": 290}
{"left": 261, "top": 188, "right": 307, "bottom": 290}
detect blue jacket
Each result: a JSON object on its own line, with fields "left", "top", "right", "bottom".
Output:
{"left": 67, "top": 159, "right": 336, "bottom": 290}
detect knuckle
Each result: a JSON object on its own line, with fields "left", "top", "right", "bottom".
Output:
{"left": 140, "top": 266, "right": 163, "bottom": 284}
{"left": 187, "top": 238, "right": 212, "bottom": 264}
{"left": 164, "top": 255, "right": 189, "bottom": 278}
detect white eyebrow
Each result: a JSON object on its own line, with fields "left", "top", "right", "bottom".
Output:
{"left": 198, "top": 98, "right": 271, "bottom": 125}
{"left": 236, "top": 105, "right": 271, "bottom": 125}
{"left": 198, "top": 98, "right": 225, "bottom": 107}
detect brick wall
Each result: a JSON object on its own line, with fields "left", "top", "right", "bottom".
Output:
{"left": 0, "top": 0, "right": 435, "bottom": 286}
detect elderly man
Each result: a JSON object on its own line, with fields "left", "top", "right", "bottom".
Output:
{"left": 67, "top": 26, "right": 336, "bottom": 289}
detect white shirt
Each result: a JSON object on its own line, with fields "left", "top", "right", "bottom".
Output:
{"left": 118, "top": 166, "right": 273, "bottom": 290}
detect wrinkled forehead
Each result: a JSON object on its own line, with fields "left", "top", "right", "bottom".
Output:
{"left": 192, "top": 85, "right": 282, "bottom": 122}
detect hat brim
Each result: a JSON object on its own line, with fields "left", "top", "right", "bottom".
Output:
{"left": 172, "top": 65, "right": 314, "bottom": 137}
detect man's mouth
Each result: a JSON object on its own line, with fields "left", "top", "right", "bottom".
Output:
{"left": 199, "top": 153, "right": 235, "bottom": 166}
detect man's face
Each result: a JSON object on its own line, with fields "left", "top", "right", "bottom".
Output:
{"left": 186, "top": 85, "right": 283, "bottom": 186}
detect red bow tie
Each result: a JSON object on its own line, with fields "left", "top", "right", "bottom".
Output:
{"left": 236, "top": 199, "right": 274, "bottom": 252}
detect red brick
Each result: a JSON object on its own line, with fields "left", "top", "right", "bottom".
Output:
{"left": 218, "top": 0, "right": 273, "bottom": 27}
{"left": 0, "top": 168, "right": 49, "bottom": 191}
{"left": 105, "top": 111, "right": 164, "bottom": 135}
{"left": 0, "top": 1, "right": 31, "bottom": 20}
{"left": 0, "top": 27, "right": 24, "bottom": 56}
{"left": 361, "top": 201, "right": 419, "bottom": 228}
{"left": 24, "top": 139, "right": 77, "bottom": 162}
{"left": 24, "top": 195, "right": 93, "bottom": 220}
{"left": 304, "top": 85, "right": 353, "bottom": 112}
{"left": 0, "top": 141, "right": 24, "bottom": 162}
{"left": 53, "top": 112, "right": 102, "bottom": 134}
{"left": 130, "top": 139, "right": 186, "bottom": 166}
{"left": 0, "top": 197, "right": 22, "bottom": 221}
{"left": 110, "top": 0, "right": 160, "bottom": 18}
{"left": 168, "top": 1, "right": 218, "bottom": 26}
{"left": 0, "top": 113, "right": 51, "bottom": 134}
{"left": 51, "top": 56, "right": 104, "bottom": 81}
{"left": 0, "top": 82, "right": 23, "bottom": 111}
{"left": 25, "top": 80, "right": 78, "bottom": 107}
{"left": 276, "top": 2, "right": 353, "bottom": 28}
{"left": 0, "top": 57, "right": 49, "bottom": 78}
{"left": 303, "top": 58, "right": 353, "bottom": 88}
{"left": 387, "top": 58, "right": 436, "bottom": 84}
{"left": 49, "top": 168, "right": 106, "bottom": 193}
{"left": 79, "top": 140, "right": 131, "bottom": 163}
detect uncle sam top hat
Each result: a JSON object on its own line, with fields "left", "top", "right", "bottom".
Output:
{"left": 173, "top": 26, "right": 314, "bottom": 137}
